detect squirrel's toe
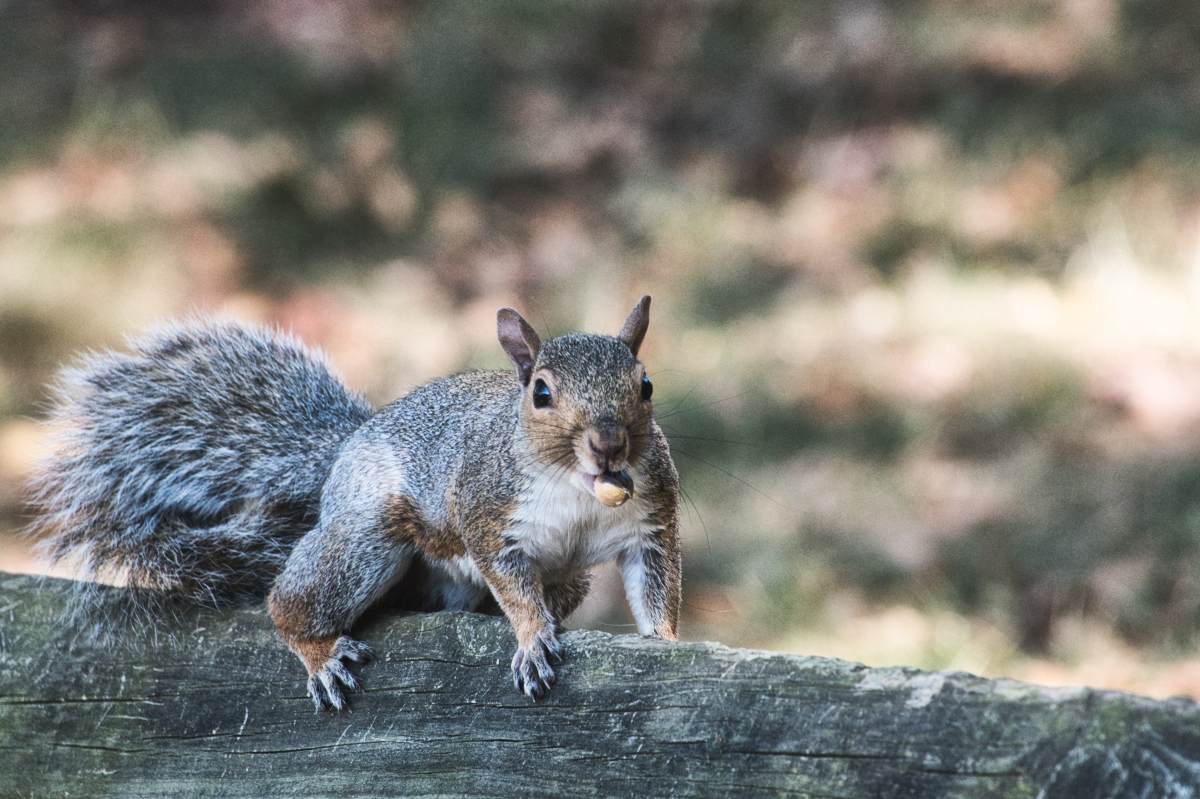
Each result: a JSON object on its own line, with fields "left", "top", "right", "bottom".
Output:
{"left": 306, "top": 639, "right": 372, "bottom": 712}
{"left": 308, "top": 671, "right": 348, "bottom": 712}
{"left": 333, "top": 637, "right": 376, "bottom": 665}
{"left": 511, "top": 636, "right": 559, "bottom": 701}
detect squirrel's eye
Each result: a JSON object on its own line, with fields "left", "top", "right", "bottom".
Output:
{"left": 640, "top": 375, "right": 653, "bottom": 402}
{"left": 532, "top": 378, "right": 552, "bottom": 409}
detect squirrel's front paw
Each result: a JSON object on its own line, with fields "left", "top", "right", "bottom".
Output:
{"left": 307, "top": 636, "right": 376, "bottom": 712}
{"left": 511, "top": 629, "right": 562, "bottom": 701}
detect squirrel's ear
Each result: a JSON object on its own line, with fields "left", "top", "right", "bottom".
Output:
{"left": 618, "top": 295, "right": 651, "bottom": 357}
{"left": 497, "top": 308, "right": 542, "bottom": 386}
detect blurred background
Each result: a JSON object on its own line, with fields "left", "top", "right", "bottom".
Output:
{"left": 4, "top": 0, "right": 1200, "bottom": 698}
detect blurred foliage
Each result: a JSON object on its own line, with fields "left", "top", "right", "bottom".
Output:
{"left": 6, "top": 0, "right": 1200, "bottom": 681}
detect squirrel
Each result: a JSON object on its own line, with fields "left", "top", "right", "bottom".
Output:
{"left": 28, "top": 295, "right": 681, "bottom": 710}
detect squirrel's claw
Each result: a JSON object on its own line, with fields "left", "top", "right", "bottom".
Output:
{"left": 332, "top": 637, "right": 376, "bottom": 665}
{"left": 307, "top": 636, "right": 376, "bottom": 712}
{"left": 308, "top": 669, "right": 351, "bottom": 712}
{"left": 511, "top": 631, "right": 563, "bottom": 701}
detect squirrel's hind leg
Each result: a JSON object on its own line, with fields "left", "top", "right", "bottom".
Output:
{"left": 268, "top": 515, "right": 416, "bottom": 711}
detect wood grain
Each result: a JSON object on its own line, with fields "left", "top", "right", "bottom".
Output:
{"left": 2, "top": 572, "right": 1198, "bottom": 798}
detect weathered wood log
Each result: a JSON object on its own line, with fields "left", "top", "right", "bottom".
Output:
{"left": 2, "top": 571, "right": 1199, "bottom": 798}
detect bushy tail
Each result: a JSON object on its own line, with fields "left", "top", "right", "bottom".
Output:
{"left": 27, "top": 319, "right": 374, "bottom": 608}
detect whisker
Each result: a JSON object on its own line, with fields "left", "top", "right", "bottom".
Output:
{"left": 647, "top": 375, "right": 702, "bottom": 418}
{"left": 677, "top": 482, "right": 711, "bottom": 552}
{"left": 669, "top": 447, "right": 792, "bottom": 514}
{"left": 655, "top": 391, "right": 751, "bottom": 422}
{"left": 655, "top": 427, "right": 757, "bottom": 449}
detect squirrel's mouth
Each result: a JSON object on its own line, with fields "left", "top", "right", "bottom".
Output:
{"left": 585, "top": 469, "right": 634, "bottom": 508}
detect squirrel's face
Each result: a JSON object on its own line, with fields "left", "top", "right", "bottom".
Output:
{"left": 497, "top": 296, "right": 656, "bottom": 508}
{"left": 522, "top": 336, "right": 655, "bottom": 505}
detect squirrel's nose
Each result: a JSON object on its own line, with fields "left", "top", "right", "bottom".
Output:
{"left": 586, "top": 424, "right": 629, "bottom": 472}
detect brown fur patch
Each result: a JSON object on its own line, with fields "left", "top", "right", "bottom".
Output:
{"left": 383, "top": 494, "right": 466, "bottom": 560}
{"left": 462, "top": 500, "right": 555, "bottom": 648}
{"left": 475, "top": 556, "right": 553, "bottom": 648}
{"left": 268, "top": 585, "right": 328, "bottom": 639}
{"left": 280, "top": 633, "right": 341, "bottom": 675}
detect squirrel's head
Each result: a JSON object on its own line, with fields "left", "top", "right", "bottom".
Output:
{"left": 497, "top": 296, "right": 655, "bottom": 508}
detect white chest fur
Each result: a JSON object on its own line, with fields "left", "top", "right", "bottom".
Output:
{"left": 508, "top": 467, "right": 655, "bottom": 579}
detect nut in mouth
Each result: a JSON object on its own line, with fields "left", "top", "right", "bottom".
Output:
{"left": 592, "top": 469, "right": 634, "bottom": 507}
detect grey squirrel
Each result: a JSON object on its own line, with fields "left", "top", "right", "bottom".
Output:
{"left": 28, "top": 295, "right": 681, "bottom": 710}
